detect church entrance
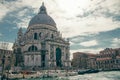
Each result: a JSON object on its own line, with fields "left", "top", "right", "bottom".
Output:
{"left": 56, "top": 48, "right": 62, "bottom": 67}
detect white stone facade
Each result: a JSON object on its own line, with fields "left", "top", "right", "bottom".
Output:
{"left": 13, "top": 3, "right": 71, "bottom": 69}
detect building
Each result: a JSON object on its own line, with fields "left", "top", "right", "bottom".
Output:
{"left": 72, "top": 48, "right": 120, "bottom": 70}
{"left": 0, "top": 49, "right": 13, "bottom": 70}
{"left": 13, "top": 3, "right": 71, "bottom": 70}
{"left": 96, "top": 48, "right": 120, "bottom": 70}
{"left": 72, "top": 52, "right": 96, "bottom": 69}
{"left": 87, "top": 53, "right": 96, "bottom": 69}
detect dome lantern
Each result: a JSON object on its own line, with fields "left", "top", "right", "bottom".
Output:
{"left": 38, "top": 2, "right": 47, "bottom": 14}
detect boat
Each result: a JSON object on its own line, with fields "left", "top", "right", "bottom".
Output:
{"left": 78, "top": 69, "right": 99, "bottom": 74}
{"left": 86, "top": 69, "right": 99, "bottom": 73}
{"left": 78, "top": 70, "right": 88, "bottom": 74}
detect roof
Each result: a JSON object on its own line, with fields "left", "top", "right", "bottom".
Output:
{"left": 28, "top": 3, "right": 56, "bottom": 27}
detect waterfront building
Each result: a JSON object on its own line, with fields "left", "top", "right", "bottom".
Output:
{"left": 96, "top": 48, "right": 120, "bottom": 70}
{"left": 72, "top": 48, "right": 120, "bottom": 70}
{"left": 72, "top": 52, "right": 96, "bottom": 69}
{"left": 0, "top": 49, "right": 13, "bottom": 70}
{"left": 72, "top": 52, "right": 87, "bottom": 69}
{"left": 87, "top": 53, "right": 96, "bottom": 69}
{"left": 13, "top": 3, "right": 71, "bottom": 70}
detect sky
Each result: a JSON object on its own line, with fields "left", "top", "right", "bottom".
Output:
{"left": 0, "top": 0, "right": 120, "bottom": 58}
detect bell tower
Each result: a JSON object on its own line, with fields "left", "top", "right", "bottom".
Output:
{"left": 17, "top": 28, "right": 23, "bottom": 44}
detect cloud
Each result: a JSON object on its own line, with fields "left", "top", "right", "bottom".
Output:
{"left": 4, "top": 0, "right": 18, "bottom": 2}
{"left": 112, "top": 38, "right": 120, "bottom": 48}
{"left": 1, "top": 0, "right": 120, "bottom": 38}
{"left": 0, "top": 0, "right": 120, "bottom": 55}
{"left": 0, "top": 33, "right": 2, "bottom": 36}
{"left": 0, "top": 3, "right": 9, "bottom": 21}
{"left": 0, "top": 0, "right": 42, "bottom": 21}
{"left": 69, "top": 41, "right": 74, "bottom": 45}
{"left": 80, "top": 40, "right": 98, "bottom": 47}
{"left": 113, "top": 38, "right": 120, "bottom": 43}
{"left": 69, "top": 28, "right": 120, "bottom": 53}
{"left": 55, "top": 6, "right": 120, "bottom": 37}
{"left": 16, "top": 7, "right": 35, "bottom": 28}
{"left": 69, "top": 0, "right": 120, "bottom": 38}
{"left": 70, "top": 48, "right": 103, "bottom": 54}
{"left": 69, "top": 36, "right": 85, "bottom": 43}
{"left": 113, "top": 15, "right": 120, "bottom": 21}
{"left": 70, "top": 48, "right": 103, "bottom": 59}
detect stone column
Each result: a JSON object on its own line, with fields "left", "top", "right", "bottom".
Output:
{"left": 24, "top": 55, "right": 28, "bottom": 66}
{"left": 48, "top": 44, "right": 50, "bottom": 60}
{"left": 61, "top": 47, "right": 65, "bottom": 67}
{"left": 38, "top": 55, "right": 41, "bottom": 66}
{"left": 53, "top": 46, "right": 56, "bottom": 67}
{"left": 48, "top": 44, "right": 51, "bottom": 67}
{"left": 30, "top": 55, "right": 34, "bottom": 66}
{"left": 45, "top": 52, "right": 49, "bottom": 68}
{"left": 27, "top": 55, "right": 30, "bottom": 66}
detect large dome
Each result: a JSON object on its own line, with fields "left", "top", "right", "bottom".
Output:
{"left": 29, "top": 14, "right": 56, "bottom": 27}
{"left": 28, "top": 3, "right": 56, "bottom": 27}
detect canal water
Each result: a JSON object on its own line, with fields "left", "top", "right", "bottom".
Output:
{"left": 68, "top": 71, "right": 120, "bottom": 80}
{"left": 17, "top": 71, "right": 120, "bottom": 80}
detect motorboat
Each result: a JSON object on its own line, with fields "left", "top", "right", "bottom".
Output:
{"left": 78, "top": 69, "right": 99, "bottom": 74}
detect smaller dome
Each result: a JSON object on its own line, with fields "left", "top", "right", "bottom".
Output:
{"left": 28, "top": 3, "right": 56, "bottom": 27}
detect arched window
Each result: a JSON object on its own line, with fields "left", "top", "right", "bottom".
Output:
{"left": 28, "top": 45, "right": 38, "bottom": 52}
{"left": 34, "top": 33, "right": 38, "bottom": 40}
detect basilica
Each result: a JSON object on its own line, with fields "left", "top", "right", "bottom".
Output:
{"left": 13, "top": 3, "right": 71, "bottom": 69}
